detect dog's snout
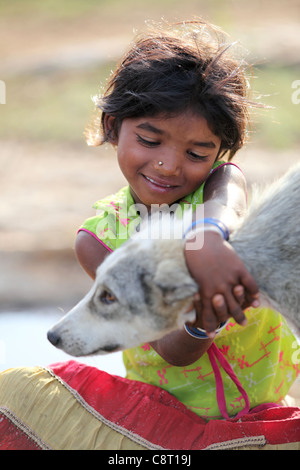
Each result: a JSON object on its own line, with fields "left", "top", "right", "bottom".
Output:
{"left": 47, "top": 329, "right": 61, "bottom": 347}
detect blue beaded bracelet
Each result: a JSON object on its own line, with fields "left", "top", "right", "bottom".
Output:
{"left": 183, "top": 217, "right": 230, "bottom": 241}
{"left": 184, "top": 320, "right": 229, "bottom": 339}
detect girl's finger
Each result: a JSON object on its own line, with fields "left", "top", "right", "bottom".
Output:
{"left": 233, "top": 284, "right": 245, "bottom": 306}
{"left": 212, "top": 293, "right": 228, "bottom": 323}
{"left": 199, "top": 300, "right": 220, "bottom": 337}
{"left": 226, "top": 295, "right": 247, "bottom": 326}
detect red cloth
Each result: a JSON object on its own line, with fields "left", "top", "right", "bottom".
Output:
{"left": 0, "top": 417, "right": 43, "bottom": 450}
{"left": 1, "top": 360, "right": 299, "bottom": 449}
{"left": 50, "top": 360, "right": 300, "bottom": 449}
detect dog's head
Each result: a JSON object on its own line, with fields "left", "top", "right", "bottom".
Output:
{"left": 47, "top": 238, "right": 197, "bottom": 356}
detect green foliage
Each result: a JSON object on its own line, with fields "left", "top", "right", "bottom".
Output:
{"left": 251, "top": 65, "right": 300, "bottom": 148}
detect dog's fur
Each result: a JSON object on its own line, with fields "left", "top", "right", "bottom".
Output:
{"left": 48, "top": 164, "right": 300, "bottom": 356}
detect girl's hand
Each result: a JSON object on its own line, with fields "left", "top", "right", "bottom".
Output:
{"left": 184, "top": 231, "right": 260, "bottom": 336}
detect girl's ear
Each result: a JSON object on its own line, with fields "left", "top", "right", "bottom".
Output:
{"left": 103, "top": 114, "right": 119, "bottom": 145}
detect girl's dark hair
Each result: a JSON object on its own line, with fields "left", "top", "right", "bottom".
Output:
{"left": 86, "top": 20, "right": 257, "bottom": 160}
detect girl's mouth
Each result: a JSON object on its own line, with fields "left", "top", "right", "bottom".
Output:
{"left": 143, "top": 174, "right": 178, "bottom": 189}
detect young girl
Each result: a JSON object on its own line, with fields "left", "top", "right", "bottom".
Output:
{"left": 76, "top": 20, "right": 297, "bottom": 420}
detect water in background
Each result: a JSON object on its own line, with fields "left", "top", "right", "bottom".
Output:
{"left": 0, "top": 310, "right": 126, "bottom": 376}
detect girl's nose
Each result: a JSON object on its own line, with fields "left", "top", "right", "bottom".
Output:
{"left": 153, "top": 150, "right": 181, "bottom": 176}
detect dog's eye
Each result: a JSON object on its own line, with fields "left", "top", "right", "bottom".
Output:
{"left": 99, "top": 290, "right": 116, "bottom": 305}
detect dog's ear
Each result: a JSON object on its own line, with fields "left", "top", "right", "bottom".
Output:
{"left": 153, "top": 259, "right": 198, "bottom": 304}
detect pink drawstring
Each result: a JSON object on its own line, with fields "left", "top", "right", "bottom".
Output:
{"left": 207, "top": 343, "right": 250, "bottom": 420}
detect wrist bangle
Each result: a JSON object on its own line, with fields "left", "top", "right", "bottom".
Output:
{"left": 183, "top": 218, "right": 230, "bottom": 241}
{"left": 184, "top": 320, "right": 229, "bottom": 339}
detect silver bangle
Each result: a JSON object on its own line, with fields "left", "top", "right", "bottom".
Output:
{"left": 184, "top": 320, "right": 229, "bottom": 339}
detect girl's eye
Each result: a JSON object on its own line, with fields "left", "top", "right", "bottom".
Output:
{"left": 136, "top": 135, "right": 160, "bottom": 147}
{"left": 187, "top": 150, "right": 208, "bottom": 161}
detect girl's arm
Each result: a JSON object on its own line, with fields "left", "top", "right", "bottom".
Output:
{"left": 185, "top": 164, "right": 259, "bottom": 333}
{"left": 151, "top": 164, "right": 259, "bottom": 366}
{"left": 75, "top": 231, "right": 109, "bottom": 280}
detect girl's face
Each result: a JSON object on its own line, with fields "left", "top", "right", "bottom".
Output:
{"left": 109, "top": 111, "right": 221, "bottom": 209}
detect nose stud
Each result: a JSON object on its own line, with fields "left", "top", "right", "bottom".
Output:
{"left": 158, "top": 161, "right": 163, "bottom": 166}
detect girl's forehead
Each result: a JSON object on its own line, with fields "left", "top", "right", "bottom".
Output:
{"left": 125, "top": 111, "right": 206, "bottom": 128}
{"left": 123, "top": 112, "right": 220, "bottom": 143}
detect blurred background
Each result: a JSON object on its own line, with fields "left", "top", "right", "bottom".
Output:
{"left": 0, "top": 0, "right": 299, "bottom": 372}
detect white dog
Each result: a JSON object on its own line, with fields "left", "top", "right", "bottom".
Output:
{"left": 48, "top": 164, "right": 300, "bottom": 356}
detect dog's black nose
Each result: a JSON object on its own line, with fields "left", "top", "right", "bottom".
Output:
{"left": 101, "top": 343, "right": 120, "bottom": 352}
{"left": 47, "top": 329, "right": 61, "bottom": 347}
